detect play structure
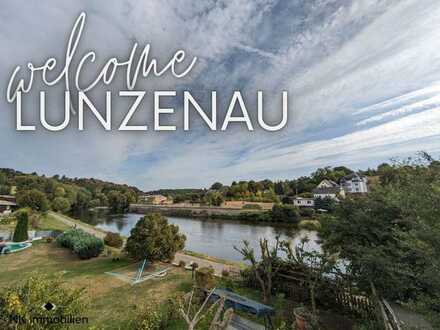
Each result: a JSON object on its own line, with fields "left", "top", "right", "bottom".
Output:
{"left": 105, "top": 259, "right": 171, "bottom": 285}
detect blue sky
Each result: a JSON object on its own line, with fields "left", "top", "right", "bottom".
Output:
{"left": 1, "top": 0, "right": 440, "bottom": 190}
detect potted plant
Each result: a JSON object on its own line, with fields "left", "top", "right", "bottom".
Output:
{"left": 293, "top": 306, "right": 312, "bottom": 330}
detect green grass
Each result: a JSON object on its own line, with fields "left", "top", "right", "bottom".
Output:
{"left": 37, "top": 212, "right": 71, "bottom": 231}
{"left": 0, "top": 242, "right": 193, "bottom": 329}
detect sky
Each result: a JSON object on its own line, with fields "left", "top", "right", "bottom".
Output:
{"left": 1, "top": 0, "right": 440, "bottom": 191}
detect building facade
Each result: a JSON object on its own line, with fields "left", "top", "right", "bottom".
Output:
{"left": 340, "top": 173, "right": 368, "bottom": 193}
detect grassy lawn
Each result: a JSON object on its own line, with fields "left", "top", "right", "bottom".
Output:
{"left": 36, "top": 212, "right": 72, "bottom": 231}
{"left": 0, "top": 241, "right": 193, "bottom": 329}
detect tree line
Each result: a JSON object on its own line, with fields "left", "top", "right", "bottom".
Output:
{"left": 0, "top": 169, "right": 141, "bottom": 215}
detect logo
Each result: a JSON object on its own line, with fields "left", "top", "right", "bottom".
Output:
{"left": 42, "top": 302, "right": 56, "bottom": 311}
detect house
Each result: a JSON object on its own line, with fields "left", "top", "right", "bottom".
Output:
{"left": 316, "top": 179, "right": 339, "bottom": 189}
{"left": 340, "top": 173, "right": 368, "bottom": 194}
{"left": 139, "top": 194, "right": 170, "bottom": 205}
{"left": 0, "top": 195, "right": 16, "bottom": 203}
{"left": 0, "top": 199, "right": 16, "bottom": 215}
{"left": 292, "top": 197, "right": 315, "bottom": 208}
{"left": 312, "top": 181, "right": 345, "bottom": 201}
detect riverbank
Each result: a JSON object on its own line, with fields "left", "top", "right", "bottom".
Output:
{"left": 129, "top": 203, "right": 264, "bottom": 218}
{"left": 47, "top": 211, "right": 244, "bottom": 274}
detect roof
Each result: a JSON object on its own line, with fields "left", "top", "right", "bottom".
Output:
{"left": 340, "top": 172, "right": 366, "bottom": 182}
{"left": 293, "top": 197, "right": 314, "bottom": 201}
{"left": 0, "top": 200, "right": 16, "bottom": 206}
{"left": 317, "top": 179, "right": 339, "bottom": 188}
{"left": 313, "top": 186, "right": 342, "bottom": 194}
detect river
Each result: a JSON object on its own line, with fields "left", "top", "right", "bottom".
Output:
{"left": 79, "top": 211, "right": 321, "bottom": 262}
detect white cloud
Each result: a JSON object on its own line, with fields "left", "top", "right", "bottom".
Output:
{"left": 1, "top": 0, "right": 440, "bottom": 190}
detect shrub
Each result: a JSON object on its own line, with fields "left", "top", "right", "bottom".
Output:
{"left": 0, "top": 272, "right": 87, "bottom": 330}
{"left": 299, "top": 207, "right": 315, "bottom": 218}
{"left": 104, "top": 232, "right": 124, "bottom": 248}
{"left": 178, "top": 260, "right": 186, "bottom": 267}
{"left": 221, "top": 269, "right": 230, "bottom": 277}
{"left": 56, "top": 229, "right": 104, "bottom": 259}
{"left": 13, "top": 209, "right": 29, "bottom": 242}
{"left": 243, "top": 203, "right": 262, "bottom": 210}
{"left": 195, "top": 267, "right": 215, "bottom": 289}
{"left": 272, "top": 204, "right": 300, "bottom": 223}
{"left": 298, "top": 220, "right": 321, "bottom": 231}
{"left": 134, "top": 294, "right": 185, "bottom": 330}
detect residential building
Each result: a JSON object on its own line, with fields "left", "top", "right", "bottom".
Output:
{"left": 139, "top": 194, "right": 170, "bottom": 205}
{"left": 0, "top": 200, "right": 16, "bottom": 215}
{"left": 313, "top": 181, "right": 345, "bottom": 201}
{"left": 340, "top": 173, "right": 368, "bottom": 193}
{"left": 293, "top": 197, "right": 315, "bottom": 208}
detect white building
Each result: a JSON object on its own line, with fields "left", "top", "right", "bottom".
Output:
{"left": 340, "top": 173, "right": 368, "bottom": 194}
{"left": 313, "top": 180, "right": 345, "bottom": 201}
{"left": 293, "top": 197, "right": 315, "bottom": 208}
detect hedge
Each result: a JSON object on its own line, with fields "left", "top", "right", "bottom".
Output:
{"left": 56, "top": 229, "right": 104, "bottom": 259}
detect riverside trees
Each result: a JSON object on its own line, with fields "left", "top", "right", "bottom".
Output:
{"left": 320, "top": 153, "right": 440, "bottom": 324}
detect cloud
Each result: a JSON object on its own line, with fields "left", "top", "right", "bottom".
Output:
{"left": 1, "top": 0, "right": 440, "bottom": 190}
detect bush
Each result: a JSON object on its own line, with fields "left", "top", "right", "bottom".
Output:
{"left": 221, "top": 269, "right": 230, "bottom": 277}
{"left": 271, "top": 204, "right": 300, "bottom": 223}
{"left": 178, "top": 260, "right": 186, "bottom": 267}
{"left": 195, "top": 267, "right": 215, "bottom": 289}
{"left": 56, "top": 229, "right": 104, "bottom": 259}
{"left": 242, "top": 203, "right": 262, "bottom": 210}
{"left": 134, "top": 294, "right": 185, "bottom": 330}
{"left": 13, "top": 209, "right": 29, "bottom": 242}
{"left": 299, "top": 207, "right": 315, "bottom": 218}
{"left": 0, "top": 272, "right": 87, "bottom": 330}
{"left": 104, "top": 232, "right": 123, "bottom": 248}
{"left": 298, "top": 220, "right": 321, "bottom": 231}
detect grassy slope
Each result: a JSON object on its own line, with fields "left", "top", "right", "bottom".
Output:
{"left": 0, "top": 241, "right": 193, "bottom": 329}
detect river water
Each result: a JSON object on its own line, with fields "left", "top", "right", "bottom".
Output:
{"left": 79, "top": 212, "right": 320, "bottom": 262}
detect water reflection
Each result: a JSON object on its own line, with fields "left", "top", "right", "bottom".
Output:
{"left": 77, "top": 211, "right": 320, "bottom": 262}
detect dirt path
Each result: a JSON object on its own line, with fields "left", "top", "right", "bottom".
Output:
{"left": 48, "top": 211, "right": 106, "bottom": 239}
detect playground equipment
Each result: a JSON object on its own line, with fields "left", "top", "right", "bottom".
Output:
{"left": 105, "top": 259, "right": 171, "bottom": 285}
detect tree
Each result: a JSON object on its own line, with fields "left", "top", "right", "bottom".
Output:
{"left": 13, "top": 210, "right": 29, "bottom": 242}
{"left": 314, "top": 197, "right": 336, "bottom": 212}
{"left": 271, "top": 204, "right": 300, "bottom": 223}
{"left": 51, "top": 197, "right": 71, "bottom": 213}
{"left": 16, "top": 189, "right": 49, "bottom": 212}
{"left": 210, "top": 182, "right": 223, "bottom": 190}
{"left": 204, "top": 191, "right": 224, "bottom": 206}
{"left": 107, "top": 190, "right": 129, "bottom": 213}
{"left": 234, "top": 237, "right": 282, "bottom": 303}
{"left": 282, "top": 238, "right": 338, "bottom": 317}
{"left": 125, "top": 213, "right": 186, "bottom": 261}
{"left": 320, "top": 155, "right": 440, "bottom": 307}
